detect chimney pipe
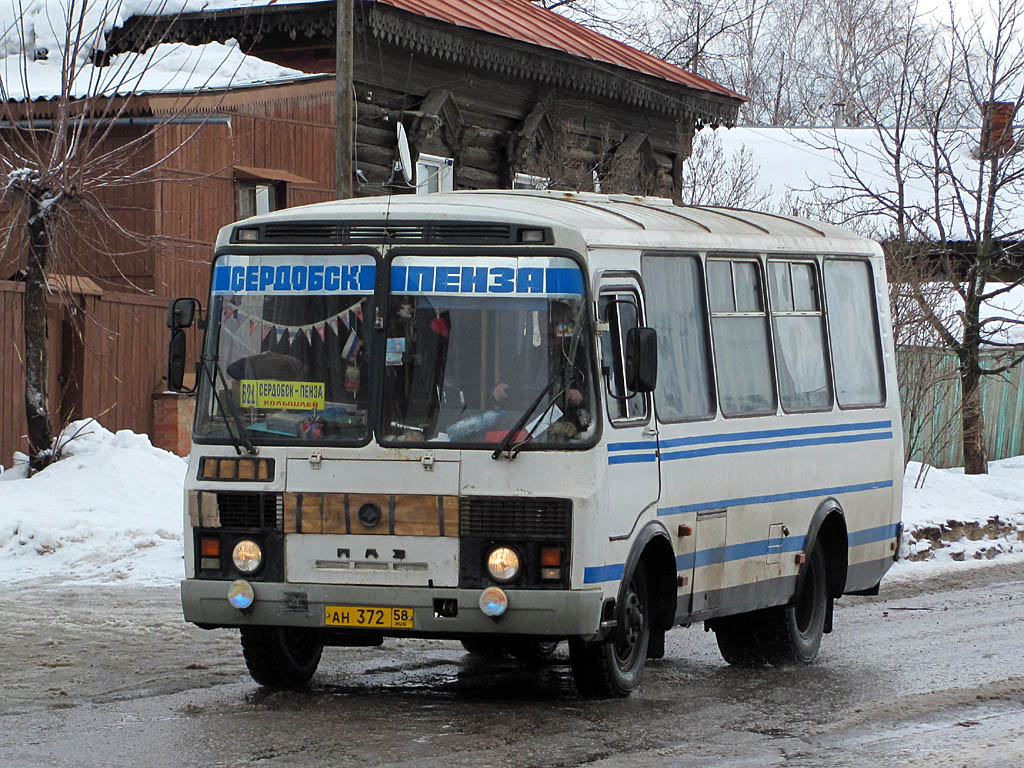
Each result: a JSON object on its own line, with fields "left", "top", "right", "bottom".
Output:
{"left": 980, "top": 101, "right": 1015, "bottom": 158}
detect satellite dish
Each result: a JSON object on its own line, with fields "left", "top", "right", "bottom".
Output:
{"left": 396, "top": 123, "right": 413, "bottom": 185}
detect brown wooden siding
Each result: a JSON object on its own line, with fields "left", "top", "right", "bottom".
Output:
{"left": 1, "top": 282, "right": 167, "bottom": 466}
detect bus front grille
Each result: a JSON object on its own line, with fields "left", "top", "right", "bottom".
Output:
{"left": 256, "top": 221, "right": 517, "bottom": 244}
{"left": 459, "top": 497, "right": 571, "bottom": 540}
{"left": 216, "top": 492, "right": 284, "bottom": 530}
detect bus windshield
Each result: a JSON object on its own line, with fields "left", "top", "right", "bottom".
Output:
{"left": 380, "top": 256, "right": 596, "bottom": 447}
{"left": 194, "top": 254, "right": 375, "bottom": 445}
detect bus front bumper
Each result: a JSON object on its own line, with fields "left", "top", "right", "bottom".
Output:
{"left": 181, "top": 579, "right": 606, "bottom": 639}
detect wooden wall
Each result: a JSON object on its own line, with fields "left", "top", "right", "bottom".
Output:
{"left": 0, "top": 282, "right": 166, "bottom": 466}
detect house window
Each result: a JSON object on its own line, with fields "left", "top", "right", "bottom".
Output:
{"left": 513, "top": 172, "right": 549, "bottom": 190}
{"left": 415, "top": 154, "right": 454, "bottom": 194}
{"left": 238, "top": 181, "right": 286, "bottom": 218}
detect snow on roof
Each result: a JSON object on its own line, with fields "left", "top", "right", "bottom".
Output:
{"left": 713, "top": 126, "right": 1024, "bottom": 242}
{"left": 0, "top": 0, "right": 312, "bottom": 101}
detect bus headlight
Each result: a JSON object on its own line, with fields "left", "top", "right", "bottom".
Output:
{"left": 486, "top": 546, "right": 520, "bottom": 582}
{"left": 232, "top": 539, "right": 263, "bottom": 574}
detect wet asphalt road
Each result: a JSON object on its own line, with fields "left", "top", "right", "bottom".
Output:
{"left": 1, "top": 563, "right": 1022, "bottom": 768}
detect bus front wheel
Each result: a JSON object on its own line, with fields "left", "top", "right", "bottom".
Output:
{"left": 569, "top": 567, "right": 650, "bottom": 698}
{"left": 240, "top": 626, "right": 324, "bottom": 688}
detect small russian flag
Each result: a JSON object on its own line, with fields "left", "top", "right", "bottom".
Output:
{"left": 342, "top": 329, "right": 362, "bottom": 360}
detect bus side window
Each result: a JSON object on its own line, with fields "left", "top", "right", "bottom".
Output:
{"left": 768, "top": 259, "right": 833, "bottom": 412}
{"left": 824, "top": 258, "right": 886, "bottom": 407}
{"left": 708, "top": 258, "right": 777, "bottom": 417}
{"left": 640, "top": 255, "right": 715, "bottom": 421}
{"left": 599, "top": 293, "right": 647, "bottom": 422}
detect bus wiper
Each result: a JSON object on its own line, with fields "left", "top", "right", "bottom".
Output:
{"left": 202, "top": 354, "right": 257, "bottom": 455}
{"left": 491, "top": 312, "right": 586, "bottom": 462}
{"left": 490, "top": 375, "right": 557, "bottom": 461}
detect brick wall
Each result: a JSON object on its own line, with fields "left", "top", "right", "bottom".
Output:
{"left": 152, "top": 392, "right": 195, "bottom": 457}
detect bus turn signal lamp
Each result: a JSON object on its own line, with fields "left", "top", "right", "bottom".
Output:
{"left": 200, "top": 536, "right": 221, "bottom": 570}
{"left": 540, "top": 546, "right": 562, "bottom": 581}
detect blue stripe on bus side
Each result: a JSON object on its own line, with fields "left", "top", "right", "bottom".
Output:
{"left": 660, "top": 431, "right": 892, "bottom": 462}
{"left": 848, "top": 522, "right": 902, "bottom": 547}
{"left": 656, "top": 479, "right": 894, "bottom": 517}
{"left": 606, "top": 419, "right": 892, "bottom": 453}
{"left": 585, "top": 522, "right": 900, "bottom": 584}
{"left": 582, "top": 562, "right": 625, "bottom": 584}
{"left": 608, "top": 452, "right": 658, "bottom": 465}
{"left": 675, "top": 535, "right": 807, "bottom": 572}
{"left": 583, "top": 482, "right": 898, "bottom": 583}
{"left": 658, "top": 420, "right": 892, "bottom": 450}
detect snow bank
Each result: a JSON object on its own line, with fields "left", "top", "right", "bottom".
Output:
{"left": 892, "top": 458, "right": 1024, "bottom": 579}
{"left": 0, "top": 419, "right": 186, "bottom": 585}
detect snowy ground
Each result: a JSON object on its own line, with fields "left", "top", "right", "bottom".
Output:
{"left": 0, "top": 419, "right": 1022, "bottom": 587}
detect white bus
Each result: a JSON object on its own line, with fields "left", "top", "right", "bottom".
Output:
{"left": 168, "top": 190, "right": 903, "bottom": 697}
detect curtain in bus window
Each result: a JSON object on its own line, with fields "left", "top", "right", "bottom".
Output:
{"left": 769, "top": 260, "right": 832, "bottom": 412}
{"left": 712, "top": 316, "right": 776, "bottom": 415}
{"left": 709, "top": 259, "right": 776, "bottom": 416}
{"left": 641, "top": 256, "right": 714, "bottom": 420}
{"left": 824, "top": 259, "right": 885, "bottom": 406}
{"left": 773, "top": 316, "right": 831, "bottom": 410}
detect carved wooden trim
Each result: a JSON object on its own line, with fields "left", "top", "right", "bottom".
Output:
{"left": 106, "top": 3, "right": 741, "bottom": 126}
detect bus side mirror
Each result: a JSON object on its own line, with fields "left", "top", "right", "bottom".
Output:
{"left": 168, "top": 328, "right": 188, "bottom": 392}
{"left": 625, "top": 327, "right": 658, "bottom": 393}
{"left": 167, "top": 297, "right": 201, "bottom": 329}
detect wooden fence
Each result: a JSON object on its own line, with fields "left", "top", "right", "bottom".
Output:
{"left": 899, "top": 345, "right": 1024, "bottom": 468}
{"left": 1, "top": 281, "right": 170, "bottom": 467}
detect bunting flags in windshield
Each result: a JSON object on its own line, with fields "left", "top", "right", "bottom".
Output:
{"left": 221, "top": 298, "right": 365, "bottom": 348}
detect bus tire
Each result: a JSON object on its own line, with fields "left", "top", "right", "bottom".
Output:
{"left": 569, "top": 567, "right": 649, "bottom": 698}
{"left": 460, "top": 638, "right": 506, "bottom": 657}
{"left": 762, "top": 544, "right": 828, "bottom": 665}
{"left": 506, "top": 639, "right": 559, "bottom": 660}
{"left": 240, "top": 626, "right": 323, "bottom": 688}
{"left": 713, "top": 616, "right": 767, "bottom": 666}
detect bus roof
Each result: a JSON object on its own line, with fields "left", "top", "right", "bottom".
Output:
{"left": 222, "top": 190, "right": 879, "bottom": 255}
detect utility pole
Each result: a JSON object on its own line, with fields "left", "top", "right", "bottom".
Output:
{"left": 335, "top": 0, "right": 354, "bottom": 198}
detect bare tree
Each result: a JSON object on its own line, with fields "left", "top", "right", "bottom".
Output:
{"left": 678, "top": 128, "right": 772, "bottom": 206}
{"left": 0, "top": 0, "right": 253, "bottom": 473}
{"left": 803, "top": 0, "right": 1024, "bottom": 474}
{"left": 554, "top": 0, "right": 924, "bottom": 127}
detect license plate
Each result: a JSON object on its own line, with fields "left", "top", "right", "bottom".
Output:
{"left": 324, "top": 605, "right": 414, "bottom": 629}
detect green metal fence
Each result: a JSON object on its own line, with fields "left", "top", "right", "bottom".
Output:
{"left": 898, "top": 345, "right": 1024, "bottom": 468}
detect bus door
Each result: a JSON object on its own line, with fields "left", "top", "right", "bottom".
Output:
{"left": 598, "top": 277, "right": 660, "bottom": 538}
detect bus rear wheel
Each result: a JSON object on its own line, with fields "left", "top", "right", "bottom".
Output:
{"left": 762, "top": 544, "right": 828, "bottom": 664}
{"left": 240, "top": 626, "right": 324, "bottom": 688}
{"left": 569, "top": 567, "right": 650, "bottom": 698}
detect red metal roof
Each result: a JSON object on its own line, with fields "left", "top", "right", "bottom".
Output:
{"left": 376, "top": 0, "right": 743, "bottom": 100}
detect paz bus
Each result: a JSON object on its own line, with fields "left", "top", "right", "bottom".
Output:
{"left": 167, "top": 190, "right": 903, "bottom": 697}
